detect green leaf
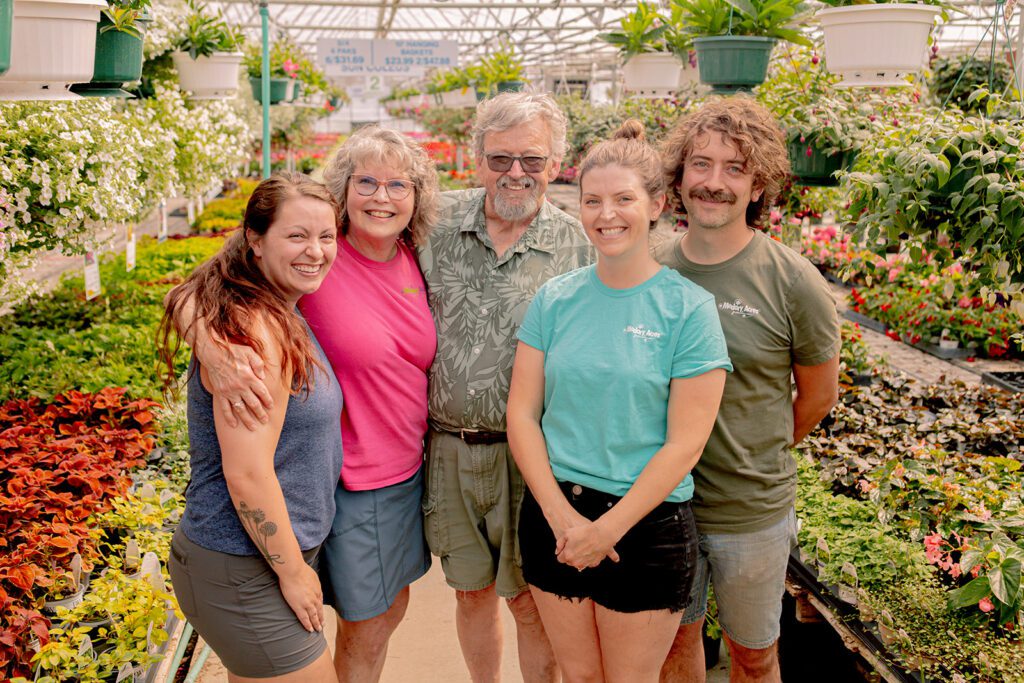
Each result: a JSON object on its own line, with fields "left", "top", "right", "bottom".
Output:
{"left": 991, "top": 558, "right": 1021, "bottom": 605}
{"left": 947, "top": 576, "right": 991, "bottom": 609}
{"left": 722, "top": 0, "right": 757, "bottom": 18}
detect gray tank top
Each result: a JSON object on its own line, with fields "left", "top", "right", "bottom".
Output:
{"left": 180, "top": 324, "right": 344, "bottom": 555}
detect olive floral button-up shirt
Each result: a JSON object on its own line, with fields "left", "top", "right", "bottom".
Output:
{"left": 418, "top": 188, "right": 594, "bottom": 432}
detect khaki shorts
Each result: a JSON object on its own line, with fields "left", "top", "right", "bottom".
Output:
{"left": 422, "top": 429, "right": 527, "bottom": 598}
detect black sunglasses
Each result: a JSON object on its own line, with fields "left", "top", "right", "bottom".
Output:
{"left": 484, "top": 154, "right": 549, "bottom": 173}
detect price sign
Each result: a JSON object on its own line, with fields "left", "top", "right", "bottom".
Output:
{"left": 318, "top": 39, "right": 459, "bottom": 77}
{"left": 126, "top": 225, "right": 136, "bottom": 272}
{"left": 84, "top": 252, "right": 101, "bottom": 300}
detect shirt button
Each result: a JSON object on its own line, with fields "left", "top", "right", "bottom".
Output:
{"left": 480, "top": 308, "right": 487, "bottom": 314}
{"left": 473, "top": 347, "right": 481, "bottom": 354}
{"left": 468, "top": 389, "right": 476, "bottom": 396}
{"left": 571, "top": 485, "right": 583, "bottom": 495}
{"left": 607, "top": 502, "right": 613, "bottom": 508}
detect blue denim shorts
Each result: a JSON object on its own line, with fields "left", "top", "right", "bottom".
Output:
{"left": 680, "top": 509, "right": 798, "bottom": 649}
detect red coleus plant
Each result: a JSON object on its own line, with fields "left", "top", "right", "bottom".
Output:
{"left": 0, "top": 388, "right": 160, "bottom": 680}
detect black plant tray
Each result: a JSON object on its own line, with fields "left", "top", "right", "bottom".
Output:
{"left": 842, "top": 310, "right": 886, "bottom": 334}
{"left": 982, "top": 371, "right": 1024, "bottom": 394}
{"left": 787, "top": 551, "right": 924, "bottom": 683}
{"left": 910, "top": 340, "right": 972, "bottom": 361}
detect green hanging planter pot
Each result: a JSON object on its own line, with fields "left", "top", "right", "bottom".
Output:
{"left": 693, "top": 35, "right": 775, "bottom": 94}
{"left": 70, "top": 14, "right": 144, "bottom": 98}
{"left": 495, "top": 80, "right": 524, "bottom": 94}
{"left": 788, "top": 136, "right": 852, "bottom": 187}
{"left": 0, "top": 0, "right": 12, "bottom": 77}
{"left": 249, "top": 76, "right": 291, "bottom": 104}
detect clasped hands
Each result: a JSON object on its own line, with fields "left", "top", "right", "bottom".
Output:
{"left": 551, "top": 508, "right": 620, "bottom": 572}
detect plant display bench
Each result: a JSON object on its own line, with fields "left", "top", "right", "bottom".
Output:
{"left": 785, "top": 553, "right": 924, "bottom": 683}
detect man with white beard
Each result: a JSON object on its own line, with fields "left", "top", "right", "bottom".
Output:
{"left": 417, "top": 91, "right": 593, "bottom": 682}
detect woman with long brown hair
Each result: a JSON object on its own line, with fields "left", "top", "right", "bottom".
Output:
{"left": 159, "top": 172, "right": 343, "bottom": 682}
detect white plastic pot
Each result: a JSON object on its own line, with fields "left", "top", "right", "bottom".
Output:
{"left": 172, "top": 50, "right": 242, "bottom": 100}
{"left": 622, "top": 52, "right": 682, "bottom": 98}
{"left": 0, "top": 0, "right": 105, "bottom": 101}
{"left": 441, "top": 88, "right": 476, "bottom": 108}
{"left": 817, "top": 4, "right": 941, "bottom": 87}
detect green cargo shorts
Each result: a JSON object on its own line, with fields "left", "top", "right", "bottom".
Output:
{"left": 422, "top": 429, "right": 527, "bottom": 598}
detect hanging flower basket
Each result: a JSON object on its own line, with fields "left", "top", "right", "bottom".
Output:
{"left": 622, "top": 52, "right": 682, "bottom": 98}
{"left": 171, "top": 50, "right": 242, "bottom": 100}
{"left": 817, "top": 4, "right": 941, "bottom": 87}
{"left": 0, "top": 0, "right": 106, "bottom": 101}
{"left": 441, "top": 87, "right": 476, "bottom": 108}
{"left": 0, "top": 0, "right": 12, "bottom": 76}
{"left": 788, "top": 135, "right": 852, "bottom": 187}
{"left": 248, "top": 76, "right": 291, "bottom": 104}
{"left": 693, "top": 36, "right": 775, "bottom": 94}
{"left": 495, "top": 79, "right": 524, "bottom": 93}
{"left": 70, "top": 14, "right": 144, "bottom": 97}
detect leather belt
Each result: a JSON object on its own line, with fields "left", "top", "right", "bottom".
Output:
{"left": 431, "top": 423, "right": 508, "bottom": 445}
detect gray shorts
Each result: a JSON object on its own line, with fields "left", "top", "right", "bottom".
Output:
{"left": 168, "top": 530, "right": 327, "bottom": 678}
{"left": 319, "top": 467, "right": 432, "bottom": 621}
{"left": 680, "top": 509, "right": 798, "bottom": 649}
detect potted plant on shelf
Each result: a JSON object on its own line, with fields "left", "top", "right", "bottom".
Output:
{"left": 242, "top": 40, "right": 298, "bottom": 105}
{"left": 816, "top": 0, "right": 946, "bottom": 87}
{"left": 670, "top": 0, "right": 812, "bottom": 93}
{"left": 171, "top": 0, "right": 243, "bottom": 100}
{"left": 598, "top": 1, "right": 683, "bottom": 97}
{"left": 0, "top": 0, "right": 108, "bottom": 100}
{"left": 70, "top": 0, "right": 151, "bottom": 97}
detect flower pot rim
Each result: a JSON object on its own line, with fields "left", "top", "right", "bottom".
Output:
{"left": 172, "top": 50, "right": 243, "bottom": 61}
{"left": 624, "top": 51, "right": 683, "bottom": 64}
{"left": 692, "top": 35, "right": 778, "bottom": 45}
{"left": 14, "top": 0, "right": 106, "bottom": 7}
{"left": 816, "top": 3, "right": 942, "bottom": 19}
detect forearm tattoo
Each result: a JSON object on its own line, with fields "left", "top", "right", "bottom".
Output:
{"left": 237, "top": 501, "right": 283, "bottom": 565}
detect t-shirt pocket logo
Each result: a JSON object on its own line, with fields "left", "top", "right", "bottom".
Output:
{"left": 623, "top": 324, "right": 663, "bottom": 342}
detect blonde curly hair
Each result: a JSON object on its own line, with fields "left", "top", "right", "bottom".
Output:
{"left": 660, "top": 96, "right": 789, "bottom": 229}
{"left": 322, "top": 125, "right": 439, "bottom": 246}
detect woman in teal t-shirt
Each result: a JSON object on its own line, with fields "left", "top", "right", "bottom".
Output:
{"left": 507, "top": 120, "right": 732, "bottom": 682}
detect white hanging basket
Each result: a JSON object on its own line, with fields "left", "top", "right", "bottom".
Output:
{"left": 817, "top": 4, "right": 941, "bottom": 87}
{"left": 172, "top": 50, "right": 242, "bottom": 100}
{"left": 0, "top": 0, "right": 105, "bottom": 101}
{"left": 441, "top": 87, "right": 476, "bottom": 108}
{"left": 622, "top": 52, "right": 682, "bottom": 98}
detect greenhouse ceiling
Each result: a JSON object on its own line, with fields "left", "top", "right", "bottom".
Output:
{"left": 212, "top": 0, "right": 1023, "bottom": 82}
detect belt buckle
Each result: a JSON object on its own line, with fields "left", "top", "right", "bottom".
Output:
{"left": 460, "top": 428, "right": 479, "bottom": 442}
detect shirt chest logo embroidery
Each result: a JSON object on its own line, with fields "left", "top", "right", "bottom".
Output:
{"left": 624, "top": 324, "right": 663, "bottom": 342}
{"left": 402, "top": 286, "right": 421, "bottom": 295}
{"left": 719, "top": 298, "right": 761, "bottom": 318}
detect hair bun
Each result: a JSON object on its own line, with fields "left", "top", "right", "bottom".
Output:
{"left": 613, "top": 119, "right": 645, "bottom": 142}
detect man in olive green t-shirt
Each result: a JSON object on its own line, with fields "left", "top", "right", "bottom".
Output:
{"left": 655, "top": 99, "right": 840, "bottom": 683}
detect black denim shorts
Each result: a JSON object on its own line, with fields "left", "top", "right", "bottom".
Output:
{"left": 518, "top": 480, "right": 698, "bottom": 614}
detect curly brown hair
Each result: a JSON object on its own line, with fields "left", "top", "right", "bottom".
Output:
{"left": 660, "top": 96, "right": 789, "bottom": 228}
{"left": 322, "top": 125, "right": 439, "bottom": 247}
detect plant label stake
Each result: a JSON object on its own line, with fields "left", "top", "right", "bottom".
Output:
{"left": 116, "top": 663, "right": 135, "bottom": 682}
{"left": 138, "top": 482, "right": 157, "bottom": 499}
{"left": 186, "top": 199, "right": 195, "bottom": 225}
{"left": 78, "top": 634, "right": 94, "bottom": 658}
{"left": 125, "top": 539, "right": 141, "bottom": 573}
{"left": 159, "top": 199, "right": 168, "bottom": 242}
{"left": 70, "top": 553, "right": 82, "bottom": 591}
{"left": 84, "top": 251, "right": 101, "bottom": 300}
{"left": 141, "top": 551, "right": 166, "bottom": 593}
{"left": 126, "top": 225, "right": 136, "bottom": 272}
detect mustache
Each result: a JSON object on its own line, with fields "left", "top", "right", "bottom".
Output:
{"left": 689, "top": 188, "right": 737, "bottom": 203}
{"left": 498, "top": 175, "right": 537, "bottom": 190}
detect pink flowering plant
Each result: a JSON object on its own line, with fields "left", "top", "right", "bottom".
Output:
{"left": 931, "top": 528, "right": 1024, "bottom": 630}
